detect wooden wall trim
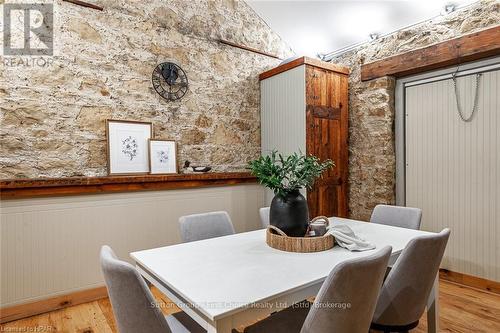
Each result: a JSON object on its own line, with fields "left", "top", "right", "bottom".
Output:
{"left": 0, "top": 286, "right": 108, "bottom": 324}
{"left": 219, "top": 39, "right": 282, "bottom": 60}
{"left": 0, "top": 172, "right": 257, "bottom": 200}
{"left": 62, "top": 0, "right": 104, "bottom": 11}
{"left": 361, "top": 25, "right": 500, "bottom": 81}
{"left": 440, "top": 269, "right": 500, "bottom": 294}
{"left": 259, "top": 56, "right": 349, "bottom": 81}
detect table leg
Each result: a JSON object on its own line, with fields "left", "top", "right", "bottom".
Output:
{"left": 426, "top": 274, "right": 439, "bottom": 333}
{"left": 207, "top": 317, "right": 233, "bottom": 333}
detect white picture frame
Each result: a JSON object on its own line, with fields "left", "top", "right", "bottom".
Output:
{"left": 149, "top": 140, "right": 178, "bottom": 174}
{"left": 106, "top": 119, "right": 152, "bottom": 175}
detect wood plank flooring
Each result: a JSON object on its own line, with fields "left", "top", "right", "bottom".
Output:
{"left": 1, "top": 280, "right": 499, "bottom": 333}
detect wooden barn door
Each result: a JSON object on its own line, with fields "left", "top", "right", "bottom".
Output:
{"left": 306, "top": 66, "right": 348, "bottom": 218}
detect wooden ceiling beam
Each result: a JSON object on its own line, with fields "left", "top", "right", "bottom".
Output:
{"left": 361, "top": 25, "right": 500, "bottom": 81}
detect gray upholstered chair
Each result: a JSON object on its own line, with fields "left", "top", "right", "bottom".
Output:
{"left": 100, "top": 246, "right": 205, "bottom": 333}
{"left": 179, "top": 211, "right": 235, "bottom": 243}
{"left": 259, "top": 207, "right": 270, "bottom": 228}
{"left": 370, "top": 204, "right": 422, "bottom": 230}
{"left": 243, "top": 246, "right": 393, "bottom": 333}
{"left": 371, "top": 228, "right": 451, "bottom": 333}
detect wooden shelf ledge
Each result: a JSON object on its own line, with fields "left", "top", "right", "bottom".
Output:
{"left": 0, "top": 172, "right": 257, "bottom": 200}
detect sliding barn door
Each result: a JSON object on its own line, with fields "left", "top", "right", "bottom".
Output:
{"left": 306, "top": 66, "right": 348, "bottom": 218}
{"left": 405, "top": 69, "right": 499, "bottom": 281}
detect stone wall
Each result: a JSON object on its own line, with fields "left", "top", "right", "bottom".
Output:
{"left": 330, "top": 0, "right": 499, "bottom": 220}
{"left": 0, "top": 0, "right": 293, "bottom": 178}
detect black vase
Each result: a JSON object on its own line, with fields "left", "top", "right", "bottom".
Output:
{"left": 270, "top": 190, "right": 309, "bottom": 237}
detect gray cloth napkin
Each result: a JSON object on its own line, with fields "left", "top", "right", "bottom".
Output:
{"left": 327, "top": 224, "right": 376, "bottom": 251}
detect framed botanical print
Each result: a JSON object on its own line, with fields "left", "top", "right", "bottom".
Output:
{"left": 149, "top": 140, "right": 178, "bottom": 174}
{"left": 106, "top": 119, "right": 153, "bottom": 175}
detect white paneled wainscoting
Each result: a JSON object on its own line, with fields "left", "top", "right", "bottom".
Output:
{"left": 0, "top": 185, "right": 265, "bottom": 308}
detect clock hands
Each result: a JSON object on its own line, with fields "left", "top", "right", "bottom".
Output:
{"left": 162, "top": 63, "right": 179, "bottom": 85}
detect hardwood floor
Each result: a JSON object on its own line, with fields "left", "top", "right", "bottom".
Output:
{"left": 1, "top": 280, "right": 499, "bottom": 333}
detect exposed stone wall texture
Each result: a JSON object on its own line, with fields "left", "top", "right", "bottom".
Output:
{"left": 330, "top": 0, "right": 500, "bottom": 220}
{"left": 0, "top": 0, "right": 293, "bottom": 178}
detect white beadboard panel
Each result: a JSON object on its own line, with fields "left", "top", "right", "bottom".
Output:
{"left": 0, "top": 185, "right": 265, "bottom": 307}
{"left": 260, "top": 65, "right": 306, "bottom": 204}
{"left": 260, "top": 65, "right": 306, "bottom": 155}
{"left": 405, "top": 69, "right": 499, "bottom": 281}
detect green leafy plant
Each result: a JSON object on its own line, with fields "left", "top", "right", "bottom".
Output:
{"left": 248, "top": 151, "right": 334, "bottom": 197}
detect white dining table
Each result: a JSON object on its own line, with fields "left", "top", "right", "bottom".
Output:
{"left": 130, "top": 217, "right": 440, "bottom": 333}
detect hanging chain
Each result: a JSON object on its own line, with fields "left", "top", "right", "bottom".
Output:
{"left": 452, "top": 70, "right": 482, "bottom": 122}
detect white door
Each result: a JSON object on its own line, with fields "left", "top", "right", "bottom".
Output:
{"left": 404, "top": 64, "right": 499, "bottom": 281}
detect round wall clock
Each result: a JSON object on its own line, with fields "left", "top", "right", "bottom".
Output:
{"left": 152, "top": 62, "right": 188, "bottom": 101}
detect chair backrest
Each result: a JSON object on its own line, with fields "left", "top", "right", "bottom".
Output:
{"left": 179, "top": 211, "right": 235, "bottom": 243}
{"left": 100, "top": 246, "right": 171, "bottom": 333}
{"left": 370, "top": 204, "right": 422, "bottom": 230}
{"left": 372, "top": 228, "right": 451, "bottom": 326}
{"left": 259, "top": 207, "right": 270, "bottom": 228}
{"left": 300, "top": 246, "right": 392, "bottom": 333}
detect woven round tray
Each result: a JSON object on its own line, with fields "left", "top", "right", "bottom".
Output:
{"left": 266, "top": 216, "right": 335, "bottom": 253}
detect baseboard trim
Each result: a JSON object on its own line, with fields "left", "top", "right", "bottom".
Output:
{"left": 1, "top": 270, "right": 498, "bottom": 323}
{"left": 0, "top": 286, "right": 108, "bottom": 324}
{"left": 440, "top": 269, "right": 500, "bottom": 294}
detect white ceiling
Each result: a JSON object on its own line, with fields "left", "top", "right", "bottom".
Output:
{"left": 246, "top": 0, "right": 478, "bottom": 58}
